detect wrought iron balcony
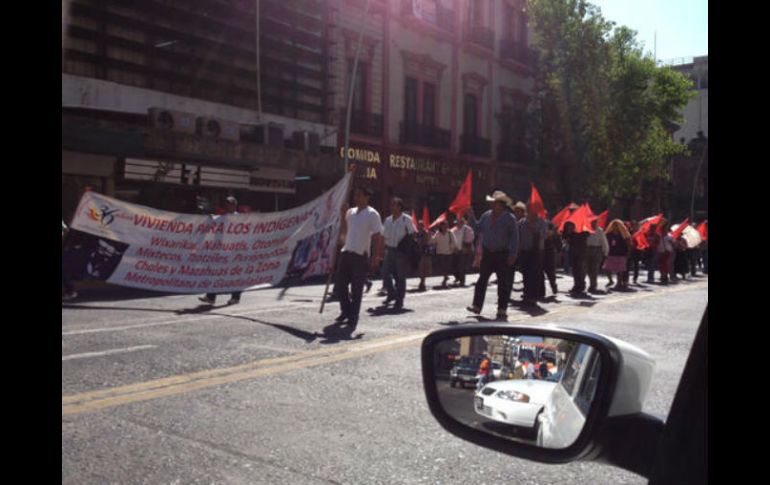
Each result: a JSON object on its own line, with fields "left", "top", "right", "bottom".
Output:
{"left": 499, "top": 39, "right": 537, "bottom": 66}
{"left": 400, "top": 122, "right": 451, "bottom": 150}
{"left": 343, "top": 110, "right": 383, "bottom": 138}
{"left": 460, "top": 134, "right": 492, "bottom": 157}
{"left": 401, "top": 0, "right": 454, "bottom": 32}
{"left": 465, "top": 25, "right": 494, "bottom": 51}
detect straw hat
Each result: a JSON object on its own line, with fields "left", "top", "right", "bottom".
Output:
{"left": 486, "top": 190, "right": 513, "bottom": 206}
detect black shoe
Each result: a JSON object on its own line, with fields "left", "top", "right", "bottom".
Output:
{"left": 335, "top": 313, "right": 349, "bottom": 323}
{"left": 383, "top": 296, "right": 395, "bottom": 305}
{"left": 394, "top": 300, "right": 404, "bottom": 310}
{"left": 346, "top": 317, "right": 358, "bottom": 330}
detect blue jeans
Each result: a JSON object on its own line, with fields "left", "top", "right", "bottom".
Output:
{"left": 382, "top": 247, "right": 408, "bottom": 303}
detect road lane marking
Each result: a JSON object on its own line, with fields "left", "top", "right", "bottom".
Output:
{"left": 62, "top": 281, "right": 707, "bottom": 415}
{"left": 62, "top": 332, "right": 427, "bottom": 416}
{"left": 62, "top": 345, "right": 157, "bottom": 361}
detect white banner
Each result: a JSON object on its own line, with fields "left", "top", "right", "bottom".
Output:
{"left": 65, "top": 173, "right": 352, "bottom": 293}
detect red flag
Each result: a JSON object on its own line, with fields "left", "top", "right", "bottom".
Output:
{"left": 632, "top": 214, "right": 664, "bottom": 249}
{"left": 596, "top": 210, "right": 609, "bottom": 230}
{"left": 696, "top": 221, "right": 708, "bottom": 241}
{"left": 671, "top": 218, "right": 690, "bottom": 240}
{"left": 551, "top": 203, "right": 574, "bottom": 228}
{"left": 560, "top": 204, "right": 595, "bottom": 234}
{"left": 429, "top": 211, "right": 448, "bottom": 230}
{"left": 422, "top": 205, "right": 430, "bottom": 229}
{"left": 529, "top": 183, "right": 546, "bottom": 219}
{"left": 583, "top": 203, "right": 595, "bottom": 218}
{"left": 448, "top": 170, "right": 473, "bottom": 218}
{"left": 411, "top": 211, "right": 418, "bottom": 232}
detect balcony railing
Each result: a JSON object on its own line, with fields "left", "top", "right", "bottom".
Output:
{"left": 400, "top": 122, "right": 451, "bottom": 150}
{"left": 499, "top": 39, "right": 537, "bottom": 66}
{"left": 464, "top": 25, "right": 494, "bottom": 51}
{"left": 401, "top": 0, "right": 454, "bottom": 32}
{"left": 497, "top": 143, "right": 529, "bottom": 164}
{"left": 460, "top": 134, "right": 492, "bottom": 157}
{"left": 344, "top": 110, "right": 383, "bottom": 138}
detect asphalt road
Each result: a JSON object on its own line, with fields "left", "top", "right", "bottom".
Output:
{"left": 62, "top": 272, "right": 708, "bottom": 484}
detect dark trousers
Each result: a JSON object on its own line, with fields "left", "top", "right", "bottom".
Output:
{"left": 336, "top": 251, "right": 368, "bottom": 321}
{"left": 543, "top": 250, "right": 558, "bottom": 292}
{"left": 687, "top": 248, "right": 699, "bottom": 276}
{"left": 473, "top": 250, "right": 512, "bottom": 312}
{"left": 382, "top": 248, "right": 408, "bottom": 303}
{"left": 628, "top": 250, "right": 642, "bottom": 282}
{"left": 570, "top": 250, "right": 587, "bottom": 293}
{"left": 452, "top": 251, "right": 470, "bottom": 285}
{"left": 520, "top": 250, "right": 544, "bottom": 301}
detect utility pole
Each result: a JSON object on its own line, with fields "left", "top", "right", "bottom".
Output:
{"left": 343, "top": 0, "right": 373, "bottom": 173}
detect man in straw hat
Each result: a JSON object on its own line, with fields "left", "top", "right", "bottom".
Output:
{"left": 464, "top": 190, "right": 519, "bottom": 320}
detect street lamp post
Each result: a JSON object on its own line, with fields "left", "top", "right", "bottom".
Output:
{"left": 343, "top": 0, "right": 372, "bottom": 173}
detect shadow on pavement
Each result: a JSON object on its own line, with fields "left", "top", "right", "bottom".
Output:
{"left": 365, "top": 306, "right": 415, "bottom": 317}
{"left": 318, "top": 323, "right": 364, "bottom": 344}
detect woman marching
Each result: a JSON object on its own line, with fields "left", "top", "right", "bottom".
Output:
{"left": 602, "top": 219, "right": 632, "bottom": 290}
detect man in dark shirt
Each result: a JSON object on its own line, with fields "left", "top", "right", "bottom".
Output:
{"left": 466, "top": 191, "right": 519, "bottom": 320}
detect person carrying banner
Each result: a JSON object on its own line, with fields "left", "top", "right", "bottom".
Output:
{"left": 381, "top": 197, "right": 415, "bottom": 309}
{"left": 465, "top": 191, "right": 519, "bottom": 320}
{"left": 199, "top": 196, "right": 243, "bottom": 305}
{"left": 335, "top": 187, "right": 384, "bottom": 329}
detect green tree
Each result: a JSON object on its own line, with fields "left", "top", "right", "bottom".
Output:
{"left": 528, "top": 0, "right": 695, "bottom": 208}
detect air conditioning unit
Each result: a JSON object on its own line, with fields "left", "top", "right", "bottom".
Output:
{"left": 240, "top": 123, "right": 284, "bottom": 148}
{"left": 148, "top": 108, "right": 196, "bottom": 134}
{"left": 292, "top": 131, "right": 320, "bottom": 154}
{"left": 196, "top": 117, "right": 240, "bottom": 142}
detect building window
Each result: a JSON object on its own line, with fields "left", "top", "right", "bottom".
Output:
{"left": 423, "top": 82, "right": 436, "bottom": 127}
{"left": 349, "top": 59, "right": 368, "bottom": 113}
{"left": 464, "top": 93, "right": 478, "bottom": 137}
{"left": 405, "top": 77, "right": 419, "bottom": 127}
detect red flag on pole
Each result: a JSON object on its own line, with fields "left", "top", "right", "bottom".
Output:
{"left": 671, "top": 218, "right": 690, "bottom": 240}
{"left": 422, "top": 205, "right": 430, "bottom": 229}
{"left": 696, "top": 221, "right": 708, "bottom": 241}
{"left": 429, "top": 211, "right": 448, "bottom": 230}
{"left": 551, "top": 203, "right": 575, "bottom": 228}
{"left": 411, "top": 211, "right": 418, "bottom": 232}
{"left": 596, "top": 210, "right": 609, "bottom": 230}
{"left": 632, "top": 214, "right": 664, "bottom": 249}
{"left": 529, "top": 183, "right": 547, "bottom": 219}
{"left": 448, "top": 170, "right": 473, "bottom": 218}
{"left": 560, "top": 204, "right": 595, "bottom": 234}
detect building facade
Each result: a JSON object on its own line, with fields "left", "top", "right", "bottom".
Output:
{"left": 62, "top": 0, "right": 538, "bottom": 222}
{"left": 668, "top": 56, "right": 708, "bottom": 222}
{"left": 332, "top": 0, "right": 537, "bottom": 218}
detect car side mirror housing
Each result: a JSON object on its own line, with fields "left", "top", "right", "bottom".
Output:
{"left": 422, "top": 324, "right": 664, "bottom": 475}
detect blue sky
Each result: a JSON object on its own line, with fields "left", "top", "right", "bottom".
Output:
{"left": 591, "top": 0, "right": 708, "bottom": 63}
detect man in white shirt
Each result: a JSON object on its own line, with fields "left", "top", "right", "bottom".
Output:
{"left": 431, "top": 221, "right": 457, "bottom": 288}
{"left": 336, "top": 187, "right": 384, "bottom": 329}
{"left": 450, "top": 216, "right": 474, "bottom": 286}
{"left": 381, "top": 197, "right": 415, "bottom": 309}
{"left": 586, "top": 218, "right": 609, "bottom": 293}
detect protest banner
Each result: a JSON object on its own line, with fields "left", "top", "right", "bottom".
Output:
{"left": 64, "top": 173, "right": 353, "bottom": 293}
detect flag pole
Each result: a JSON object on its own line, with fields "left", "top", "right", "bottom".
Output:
{"left": 319, "top": 170, "right": 355, "bottom": 314}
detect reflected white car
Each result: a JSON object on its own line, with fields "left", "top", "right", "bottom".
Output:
{"left": 474, "top": 379, "right": 557, "bottom": 429}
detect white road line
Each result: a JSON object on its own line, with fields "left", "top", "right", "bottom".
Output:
{"left": 62, "top": 345, "right": 158, "bottom": 361}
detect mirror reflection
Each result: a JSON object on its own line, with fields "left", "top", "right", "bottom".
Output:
{"left": 434, "top": 334, "right": 602, "bottom": 449}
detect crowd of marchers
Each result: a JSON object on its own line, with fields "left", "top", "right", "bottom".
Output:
{"left": 330, "top": 186, "right": 708, "bottom": 328}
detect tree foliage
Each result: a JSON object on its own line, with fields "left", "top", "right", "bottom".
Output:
{"left": 528, "top": 0, "right": 695, "bottom": 206}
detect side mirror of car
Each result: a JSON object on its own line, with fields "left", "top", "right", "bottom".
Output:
{"left": 422, "top": 324, "right": 667, "bottom": 478}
